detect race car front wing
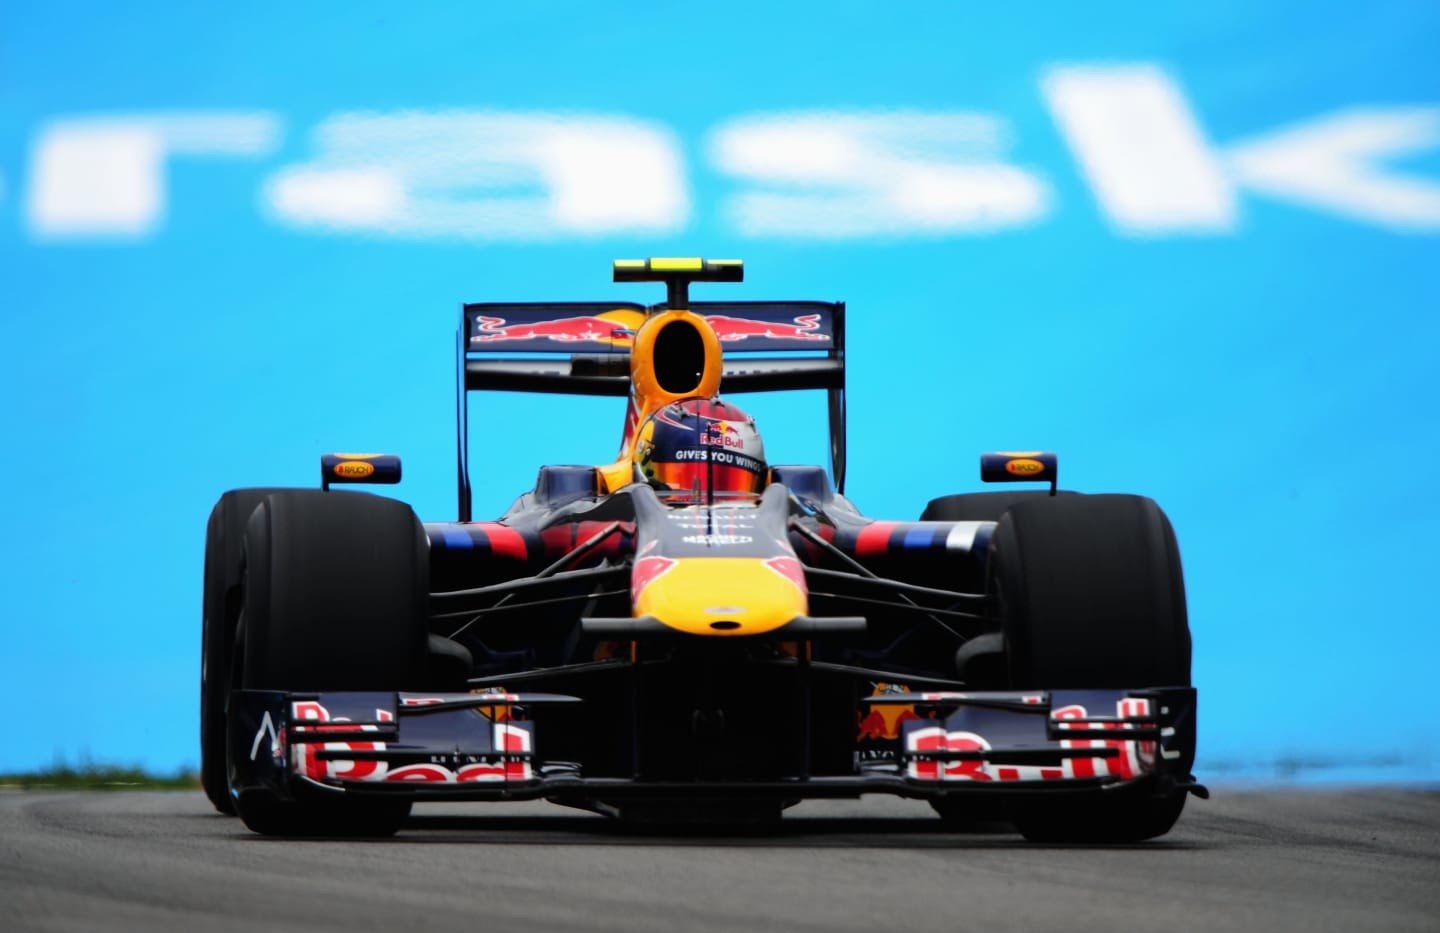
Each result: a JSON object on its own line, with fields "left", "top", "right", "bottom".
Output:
{"left": 228, "top": 685, "right": 1201, "bottom": 804}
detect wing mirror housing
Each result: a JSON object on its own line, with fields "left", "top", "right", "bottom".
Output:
{"left": 980, "top": 451, "right": 1057, "bottom": 495}
{"left": 321, "top": 453, "right": 402, "bottom": 490}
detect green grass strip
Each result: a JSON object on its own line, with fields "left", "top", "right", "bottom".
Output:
{"left": 0, "top": 765, "right": 201, "bottom": 791}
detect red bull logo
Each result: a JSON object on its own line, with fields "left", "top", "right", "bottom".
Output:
{"left": 907, "top": 727, "right": 993, "bottom": 781}
{"left": 904, "top": 698, "right": 1158, "bottom": 782}
{"left": 381, "top": 725, "right": 533, "bottom": 783}
{"left": 704, "top": 313, "right": 830, "bottom": 342}
{"left": 471, "top": 313, "right": 636, "bottom": 345}
{"left": 287, "top": 698, "right": 533, "bottom": 784}
{"left": 289, "top": 699, "right": 391, "bottom": 782}
{"left": 468, "top": 687, "right": 520, "bottom": 723}
{"left": 857, "top": 683, "right": 921, "bottom": 741}
{"left": 1052, "top": 698, "right": 1156, "bottom": 780}
{"left": 702, "top": 420, "right": 745, "bottom": 449}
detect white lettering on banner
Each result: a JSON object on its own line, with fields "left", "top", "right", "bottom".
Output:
{"left": 1044, "top": 66, "right": 1440, "bottom": 233}
{"left": 1227, "top": 107, "right": 1440, "bottom": 231}
{"left": 12, "top": 68, "right": 1440, "bottom": 242}
{"left": 27, "top": 112, "right": 280, "bottom": 239}
{"left": 1042, "top": 65, "right": 1237, "bottom": 234}
{"left": 709, "top": 112, "right": 1049, "bottom": 236}
{"left": 263, "top": 111, "right": 689, "bottom": 238}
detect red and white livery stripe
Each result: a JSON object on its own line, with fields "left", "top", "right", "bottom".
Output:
{"left": 290, "top": 700, "right": 388, "bottom": 781}
{"left": 906, "top": 698, "right": 1156, "bottom": 783}
{"left": 288, "top": 700, "right": 534, "bottom": 785}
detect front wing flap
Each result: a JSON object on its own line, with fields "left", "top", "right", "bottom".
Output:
{"left": 229, "top": 690, "right": 573, "bottom": 800}
{"left": 229, "top": 686, "right": 1198, "bottom": 802}
{"left": 888, "top": 688, "right": 1196, "bottom": 789}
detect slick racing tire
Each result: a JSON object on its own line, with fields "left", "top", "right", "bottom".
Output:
{"left": 201, "top": 487, "right": 294, "bottom": 815}
{"left": 230, "top": 490, "right": 428, "bottom": 837}
{"left": 988, "top": 494, "right": 1191, "bottom": 843}
{"left": 920, "top": 490, "right": 1079, "bottom": 737}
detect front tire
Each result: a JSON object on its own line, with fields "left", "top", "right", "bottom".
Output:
{"left": 989, "top": 494, "right": 1191, "bottom": 842}
{"left": 230, "top": 490, "right": 428, "bottom": 837}
{"left": 201, "top": 488, "right": 294, "bottom": 815}
{"left": 922, "top": 490, "right": 1081, "bottom": 822}
{"left": 921, "top": 492, "right": 1081, "bottom": 700}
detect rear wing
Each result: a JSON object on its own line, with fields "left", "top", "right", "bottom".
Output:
{"left": 455, "top": 300, "right": 847, "bottom": 519}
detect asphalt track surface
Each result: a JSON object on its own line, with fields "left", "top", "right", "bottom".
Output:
{"left": 3, "top": 789, "right": 1437, "bottom": 933}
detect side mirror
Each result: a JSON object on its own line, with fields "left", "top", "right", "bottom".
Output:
{"left": 321, "top": 453, "right": 402, "bottom": 490}
{"left": 980, "top": 451, "right": 1057, "bottom": 495}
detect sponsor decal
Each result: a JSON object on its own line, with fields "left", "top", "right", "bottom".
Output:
{"left": 289, "top": 700, "right": 389, "bottom": 781}
{"left": 905, "top": 697, "right": 1156, "bottom": 782}
{"left": 665, "top": 511, "right": 755, "bottom": 531}
{"left": 857, "top": 683, "right": 922, "bottom": 742}
{"left": 468, "top": 687, "right": 521, "bottom": 723}
{"left": 702, "top": 421, "right": 745, "bottom": 449}
{"left": 907, "top": 728, "right": 1000, "bottom": 781}
{"left": 467, "top": 723, "right": 534, "bottom": 782}
{"left": 333, "top": 460, "right": 375, "bottom": 479}
{"left": 1004, "top": 458, "right": 1045, "bottom": 476}
{"left": 381, "top": 724, "right": 533, "bottom": 783}
{"left": 681, "top": 534, "right": 754, "bottom": 545}
{"left": 1052, "top": 698, "right": 1155, "bottom": 780}
{"left": 670, "top": 448, "right": 763, "bottom": 472}
{"left": 470, "top": 314, "right": 634, "bottom": 345}
{"left": 285, "top": 698, "right": 534, "bottom": 784}
{"left": 705, "top": 313, "right": 831, "bottom": 342}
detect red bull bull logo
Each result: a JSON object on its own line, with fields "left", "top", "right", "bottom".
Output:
{"left": 704, "top": 313, "right": 830, "bottom": 342}
{"left": 470, "top": 313, "right": 636, "bottom": 345}
{"left": 857, "top": 683, "right": 922, "bottom": 742}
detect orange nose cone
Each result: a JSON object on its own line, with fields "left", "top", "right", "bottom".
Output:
{"left": 635, "top": 557, "right": 807, "bottom": 635}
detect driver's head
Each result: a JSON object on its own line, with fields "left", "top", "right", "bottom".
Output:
{"left": 632, "top": 397, "right": 766, "bottom": 495}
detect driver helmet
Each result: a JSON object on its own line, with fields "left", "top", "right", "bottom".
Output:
{"left": 632, "top": 397, "right": 767, "bottom": 495}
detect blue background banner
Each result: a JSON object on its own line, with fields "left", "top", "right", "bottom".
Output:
{"left": 3, "top": 1, "right": 1437, "bottom": 780}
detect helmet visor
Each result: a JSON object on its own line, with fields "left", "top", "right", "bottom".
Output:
{"left": 648, "top": 455, "right": 766, "bottom": 495}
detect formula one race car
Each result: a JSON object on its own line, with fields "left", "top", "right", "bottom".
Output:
{"left": 201, "top": 258, "right": 1203, "bottom": 840}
